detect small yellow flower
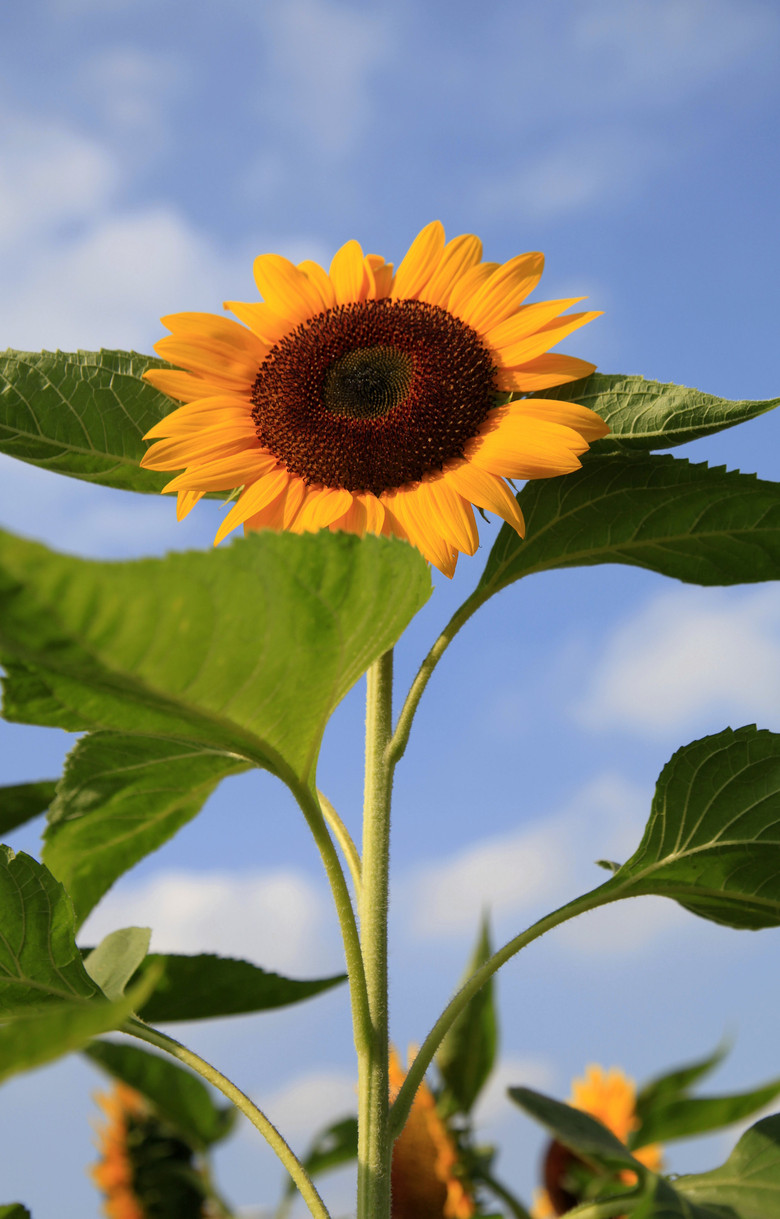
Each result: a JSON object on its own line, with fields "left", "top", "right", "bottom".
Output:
{"left": 142, "top": 221, "right": 607, "bottom": 576}
{"left": 532, "top": 1065, "right": 663, "bottom": 1217}
{"left": 91, "top": 1084, "right": 147, "bottom": 1219}
{"left": 389, "top": 1048, "right": 475, "bottom": 1219}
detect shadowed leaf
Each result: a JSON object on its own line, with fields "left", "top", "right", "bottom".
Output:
{"left": 0, "top": 780, "right": 57, "bottom": 835}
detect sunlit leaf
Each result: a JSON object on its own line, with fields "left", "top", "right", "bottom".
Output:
{"left": 675, "top": 1114, "right": 780, "bottom": 1218}
{"left": 477, "top": 457, "right": 780, "bottom": 602}
{"left": 85, "top": 1039, "right": 235, "bottom": 1149}
{"left": 128, "top": 952, "right": 346, "bottom": 1023}
{"left": 436, "top": 913, "right": 497, "bottom": 1115}
{"left": 44, "top": 732, "right": 248, "bottom": 923}
{"left": 0, "top": 779, "right": 57, "bottom": 835}
{"left": 606, "top": 727, "right": 780, "bottom": 930}
{"left": 0, "top": 529, "right": 431, "bottom": 792}
{"left": 84, "top": 928, "right": 151, "bottom": 1001}
{"left": 0, "top": 349, "right": 175, "bottom": 492}
{"left": 543, "top": 373, "right": 779, "bottom": 455}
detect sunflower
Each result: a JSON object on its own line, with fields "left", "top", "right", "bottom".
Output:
{"left": 91, "top": 1083, "right": 208, "bottom": 1219}
{"left": 532, "top": 1066, "right": 663, "bottom": 1218}
{"left": 389, "top": 1048, "right": 475, "bottom": 1219}
{"left": 141, "top": 222, "right": 607, "bottom": 577}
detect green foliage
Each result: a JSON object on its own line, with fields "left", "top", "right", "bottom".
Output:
{"left": 675, "top": 1115, "right": 780, "bottom": 1218}
{"left": 508, "top": 1085, "right": 642, "bottom": 1175}
{"left": 638, "top": 1081, "right": 780, "bottom": 1148}
{"left": 0, "top": 1206, "right": 31, "bottom": 1218}
{"left": 84, "top": 928, "right": 151, "bottom": 1001}
{"left": 0, "top": 846, "right": 98, "bottom": 1012}
{"left": 129, "top": 952, "right": 346, "bottom": 1023}
{"left": 606, "top": 727, "right": 780, "bottom": 930}
{"left": 478, "top": 457, "right": 780, "bottom": 600}
{"left": 544, "top": 373, "right": 779, "bottom": 455}
{"left": 44, "top": 733, "right": 248, "bottom": 924}
{"left": 436, "top": 913, "right": 497, "bottom": 1116}
{"left": 0, "top": 349, "right": 176, "bottom": 492}
{"left": 85, "top": 1040, "right": 235, "bottom": 1149}
{"left": 636, "top": 1044, "right": 729, "bottom": 1119}
{"left": 0, "top": 529, "right": 430, "bottom": 796}
{"left": 0, "top": 779, "right": 57, "bottom": 835}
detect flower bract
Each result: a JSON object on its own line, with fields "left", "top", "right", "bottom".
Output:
{"left": 142, "top": 221, "right": 608, "bottom": 576}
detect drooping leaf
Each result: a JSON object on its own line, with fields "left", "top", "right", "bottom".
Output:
{"left": 0, "top": 846, "right": 98, "bottom": 1013}
{"left": 43, "top": 732, "right": 248, "bottom": 924}
{"left": 477, "top": 457, "right": 780, "bottom": 602}
{"left": 0, "top": 779, "right": 57, "bottom": 835}
{"left": 507, "top": 1086, "right": 642, "bottom": 1175}
{"left": 284, "top": 1116, "right": 358, "bottom": 1197}
{"left": 84, "top": 928, "right": 151, "bottom": 1001}
{"left": 0, "top": 971, "right": 157, "bottom": 1084}
{"left": 605, "top": 727, "right": 780, "bottom": 930}
{"left": 542, "top": 373, "right": 779, "bottom": 455}
{"left": 127, "top": 952, "right": 346, "bottom": 1023}
{"left": 675, "top": 1114, "right": 780, "bottom": 1218}
{"left": 436, "top": 913, "right": 497, "bottom": 1115}
{"left": 84, "top": 1039, "right": 235, "bottom": 1149}
{"left": 0, "top": 350, "right": 176, "bottom": 492}
{"left": 0, "top": 529, "right": 431, "bottom": 792}
{"left": 636, "top": 1081, "right": 780, "bottom": 1147}
{"left": 635, "top": 1044, "right": 729, "bottom": 1125}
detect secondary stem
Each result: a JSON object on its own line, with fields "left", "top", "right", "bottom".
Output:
{"left": 123, "top": 1017, "right": 331, "bottom": 1219}
{"left": 357, "top": 649, "right": 395, "bottom": 1219}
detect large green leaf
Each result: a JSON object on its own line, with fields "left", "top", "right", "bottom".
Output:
{"left": 0, "top": 529, "right": 431, "bottom": 788}
{"left": 477, "top": 457, "right": 780, "bottom": 600}
{"left": 84, "top": 1040, "right": 234, "bottom": 1149}
{"left": 604, "top": 727, "right": 780, "bottom": 930}
{"left": 676, "top": 1115, "right": 780, "bottom": 1219}
{"left": 0, "top": 846, "right": 98, "bottom": 1012}
{"left": 0, "top": 349, "right": 175, "bottom": 492}
{"left": 542, "top": 374, "right": 779, "bottom": 456}
{"left": 129, "top": 952, "right": 346, "bottom": 1023}
{"left": 0, "top": 779, "right": 57, "bottom": 835}
{"left": 43, "top": 733, "right": 248, "bottom": 924}
{"left": 436, "top": 914, "right": 497, "bottom": 1116}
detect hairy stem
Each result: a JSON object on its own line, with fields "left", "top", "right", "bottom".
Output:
{"left": 357, "top": 650, "right": 395, "bottom": 1219}
{"left": 123, "top": 1018, "right": 331, "bottom": 1219}
{"left": 318, "top": 788, "right": 362, "bottom": 898}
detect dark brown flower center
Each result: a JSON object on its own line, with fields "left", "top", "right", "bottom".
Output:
{"left": 250, "top": 297, "right": 497, "bottom": 497}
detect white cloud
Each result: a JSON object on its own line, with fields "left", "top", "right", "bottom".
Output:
{"left": 79, "top": 47, "right": 185, "bottom": 141}
{"left": 260, "top": 1068, "right": 356, "bottom": 1142}
{"left": 473, "top": 1055, "right": 554, "bottom": 1131}
{"left": 80, "top": 868, "right": 341, "bottom": 976}
{"left": 557, "top": 894, "right": 691, "bottom": 955}
{"left": 575, "top": 587, "right": 780, "bottom": 739}
{"left": 259, "top": 0, "right": 394, "bottom": 159}
{"left": 406, "top": 774, "right": 646, "bottom": 939}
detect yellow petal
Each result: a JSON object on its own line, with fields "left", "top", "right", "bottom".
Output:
{"left": 213, "top": 468, "right": 290, "bottom": 544}
{"left": 253, "top": 253, "right": 324, "bottom": 323}
{"left": 330, "top": 239, "right": 368, "bottom": 305}
{"left": 486, "top": 297, "right": 586, "bottom": 350}
{"left": 459, "top": 252, "right": 545, "bottom": 333}
{"left": 385, "top": 484, "right": 458, "bottom": 577}
{"left": 468, "top": 407, "right": 586, "bottom": 479}
{"left": 291, "top": 486, "right": 354, "bottom": 533}
{"left": 162, "top": 450, "right": 278, "bottom": 492}
{"left": 443, "top": 462, "right": 525, "bottom": 536}
{"left": 422, "top": 478, "right": 479, "bottom": 555}
{"left": 176, "top": 490, "right": 204, "bottom": 521}
{"left": 515, "top": 398, "right": 609, "bottom": 442}
{"left": 494, "top": 310, "right": 602, "bottom": 368}
{"left": 391, "top": 221, "right": 446, "bottom": 300}
{"left": 281, "top": 477, "right": 306, "bottom": 528}
{"left": 366, "top": 256, "right": 394, "bottom": 299}
{"left": 418, "top": 234, "right": 483, "bottom": 308}
{"left": 224, "top": 300, "right": 296, "bottom": 347}
{"left": 141, "top": 426, "right": 257, "bottom": 471}
{"left": 154, "top": 337, "right": 258, "bottom": 389}
{"left": 445, "top": 262, "right": 499, "bottom": 319}
{"left": 143, "top": 397, "right": 250, "bottom": 438}
{"left": 161, "top": 312, "right": 268, "bottom": 359}
{"left": 495, "top": 353, "right": 596, "bottom": 392}
{"left": 142, "top": 368, "right": 225, "bottom": 403}
{"left": 298, "top": 259, "right": 337, "bottom": 310}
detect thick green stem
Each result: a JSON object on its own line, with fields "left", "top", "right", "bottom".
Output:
{"left": 293, "top": 781, "right": 371, "bottom": 1060}
{"left": 390, "top": 881, "right": 618, "bottom": 1137}
{"left": 123, "top": 1018, "right": 331, "bottom": 1219}
{"left": 357, "top": 649, "right": 395, "bottom": 1219}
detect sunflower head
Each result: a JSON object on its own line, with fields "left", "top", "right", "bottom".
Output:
{"left": 142, "top": 221, "right": 607, "bottom": 577}
{"left": 91, "top": 1083, "right": 208, "bottom": 1219}
{"left": 532, "top": 1066, "right": 663, "bottom": 1218}
{"left": 389, "top": 1048, "right": 476, "bottom": 1219}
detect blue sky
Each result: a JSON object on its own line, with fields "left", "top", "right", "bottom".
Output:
{"left": 1, "top": 1, "right": 780, "bottom": 1215}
